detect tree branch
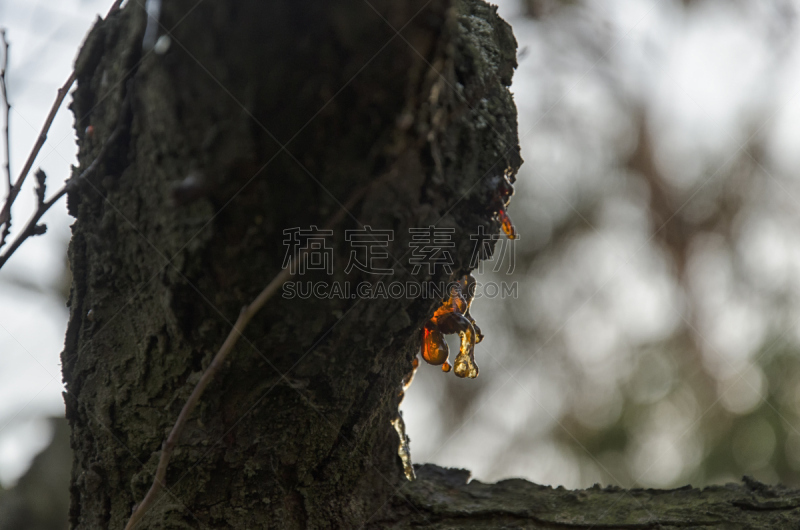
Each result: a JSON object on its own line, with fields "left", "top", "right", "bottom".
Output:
{"left": 371, "top": 464, "right": 800, "bottom": 528}
{"left": 0, "top": 123, "right": 123, "bottom": 269}
{"left": 0, "top": 71, "right": 75, "bottom": 251}
{"left": 1, "top": 29, "right": 10, "bottom": 193}
{"left": 0, "top": 0, "right": 123, "bottom": 254}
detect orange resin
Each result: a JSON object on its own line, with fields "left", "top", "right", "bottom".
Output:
{"left": 498, "top": 209, "right": 517, "bottom": 240}
{"left": 421, "top": 324, "right": 449, "bottom": 366}
{"left": 418, "top": 274, "right": 482, "bottom": 379}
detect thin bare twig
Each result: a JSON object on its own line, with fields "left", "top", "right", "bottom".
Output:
{"left": 1, "top": 29, "right": 10, "bottom": 192}
{"left": 0, "top": 71, "right": 75, "bottom": 250}
{"left": 124, "top": 187, "right": 367, "bottom": 530}
{"left": 0, "top": 0, "right": 123, "bottom": 253}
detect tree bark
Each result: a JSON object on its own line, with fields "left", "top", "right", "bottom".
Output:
{"left": 61, "top": 0, "right": 800, "bottom": 529}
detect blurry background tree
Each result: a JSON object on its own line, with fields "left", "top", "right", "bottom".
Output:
{"left": 3, "top": 0, "right": 800, "bottom": 527}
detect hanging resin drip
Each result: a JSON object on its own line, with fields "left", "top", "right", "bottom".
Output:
{"left": 454, "top": 327, "right": 479, "bottom": 379}
{"left": 491, "top": 167, "right": 517, "bottom": 240}
{"left": 497, "top": 208, "right": 517, "bottom": 240}
{"left": 418, "top": 274, "right": 482, "bottom": 379}
{"left": 415, "top": 166, "right": 518, "bottom": 379}
{"left": 421, "top": 322, "right": 450, "bottom": 368}
{"left": 391, "top": 415, "right": 415, "bottom": 481}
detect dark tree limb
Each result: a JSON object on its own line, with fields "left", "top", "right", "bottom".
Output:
{"left": 370, "top": 464, "right": 800, "bottom": 529}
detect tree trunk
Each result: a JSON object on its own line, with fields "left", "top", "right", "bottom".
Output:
{"left": 61, "top": 1, "right": 800, "bottom": 529}
{"left": 63, "top": 0, "right": 519, "bottom": 527}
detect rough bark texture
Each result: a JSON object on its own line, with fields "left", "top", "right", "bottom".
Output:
{"left": 61, "top": 1, "right": 800, "bottom": 529}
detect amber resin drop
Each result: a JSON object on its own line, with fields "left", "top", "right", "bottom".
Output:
{"left": 417, "top": 273, "right": 484, "bottom": 379}
{"left": 421, "top": 325, "right": 449, "bottom": 366}
{"left": 453, "top": 328, "right": 479, "bottom": 379}
{"left": 498, "top": 209, "right": 517, "bottom": 240}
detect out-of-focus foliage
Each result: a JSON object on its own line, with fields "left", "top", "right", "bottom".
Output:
{"left": 404, "top": 0, "right": 800, "bottom": 489}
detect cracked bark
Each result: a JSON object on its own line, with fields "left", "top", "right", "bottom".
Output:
{"left": 61, "top": 0, "right": 799, "bottom": 528}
